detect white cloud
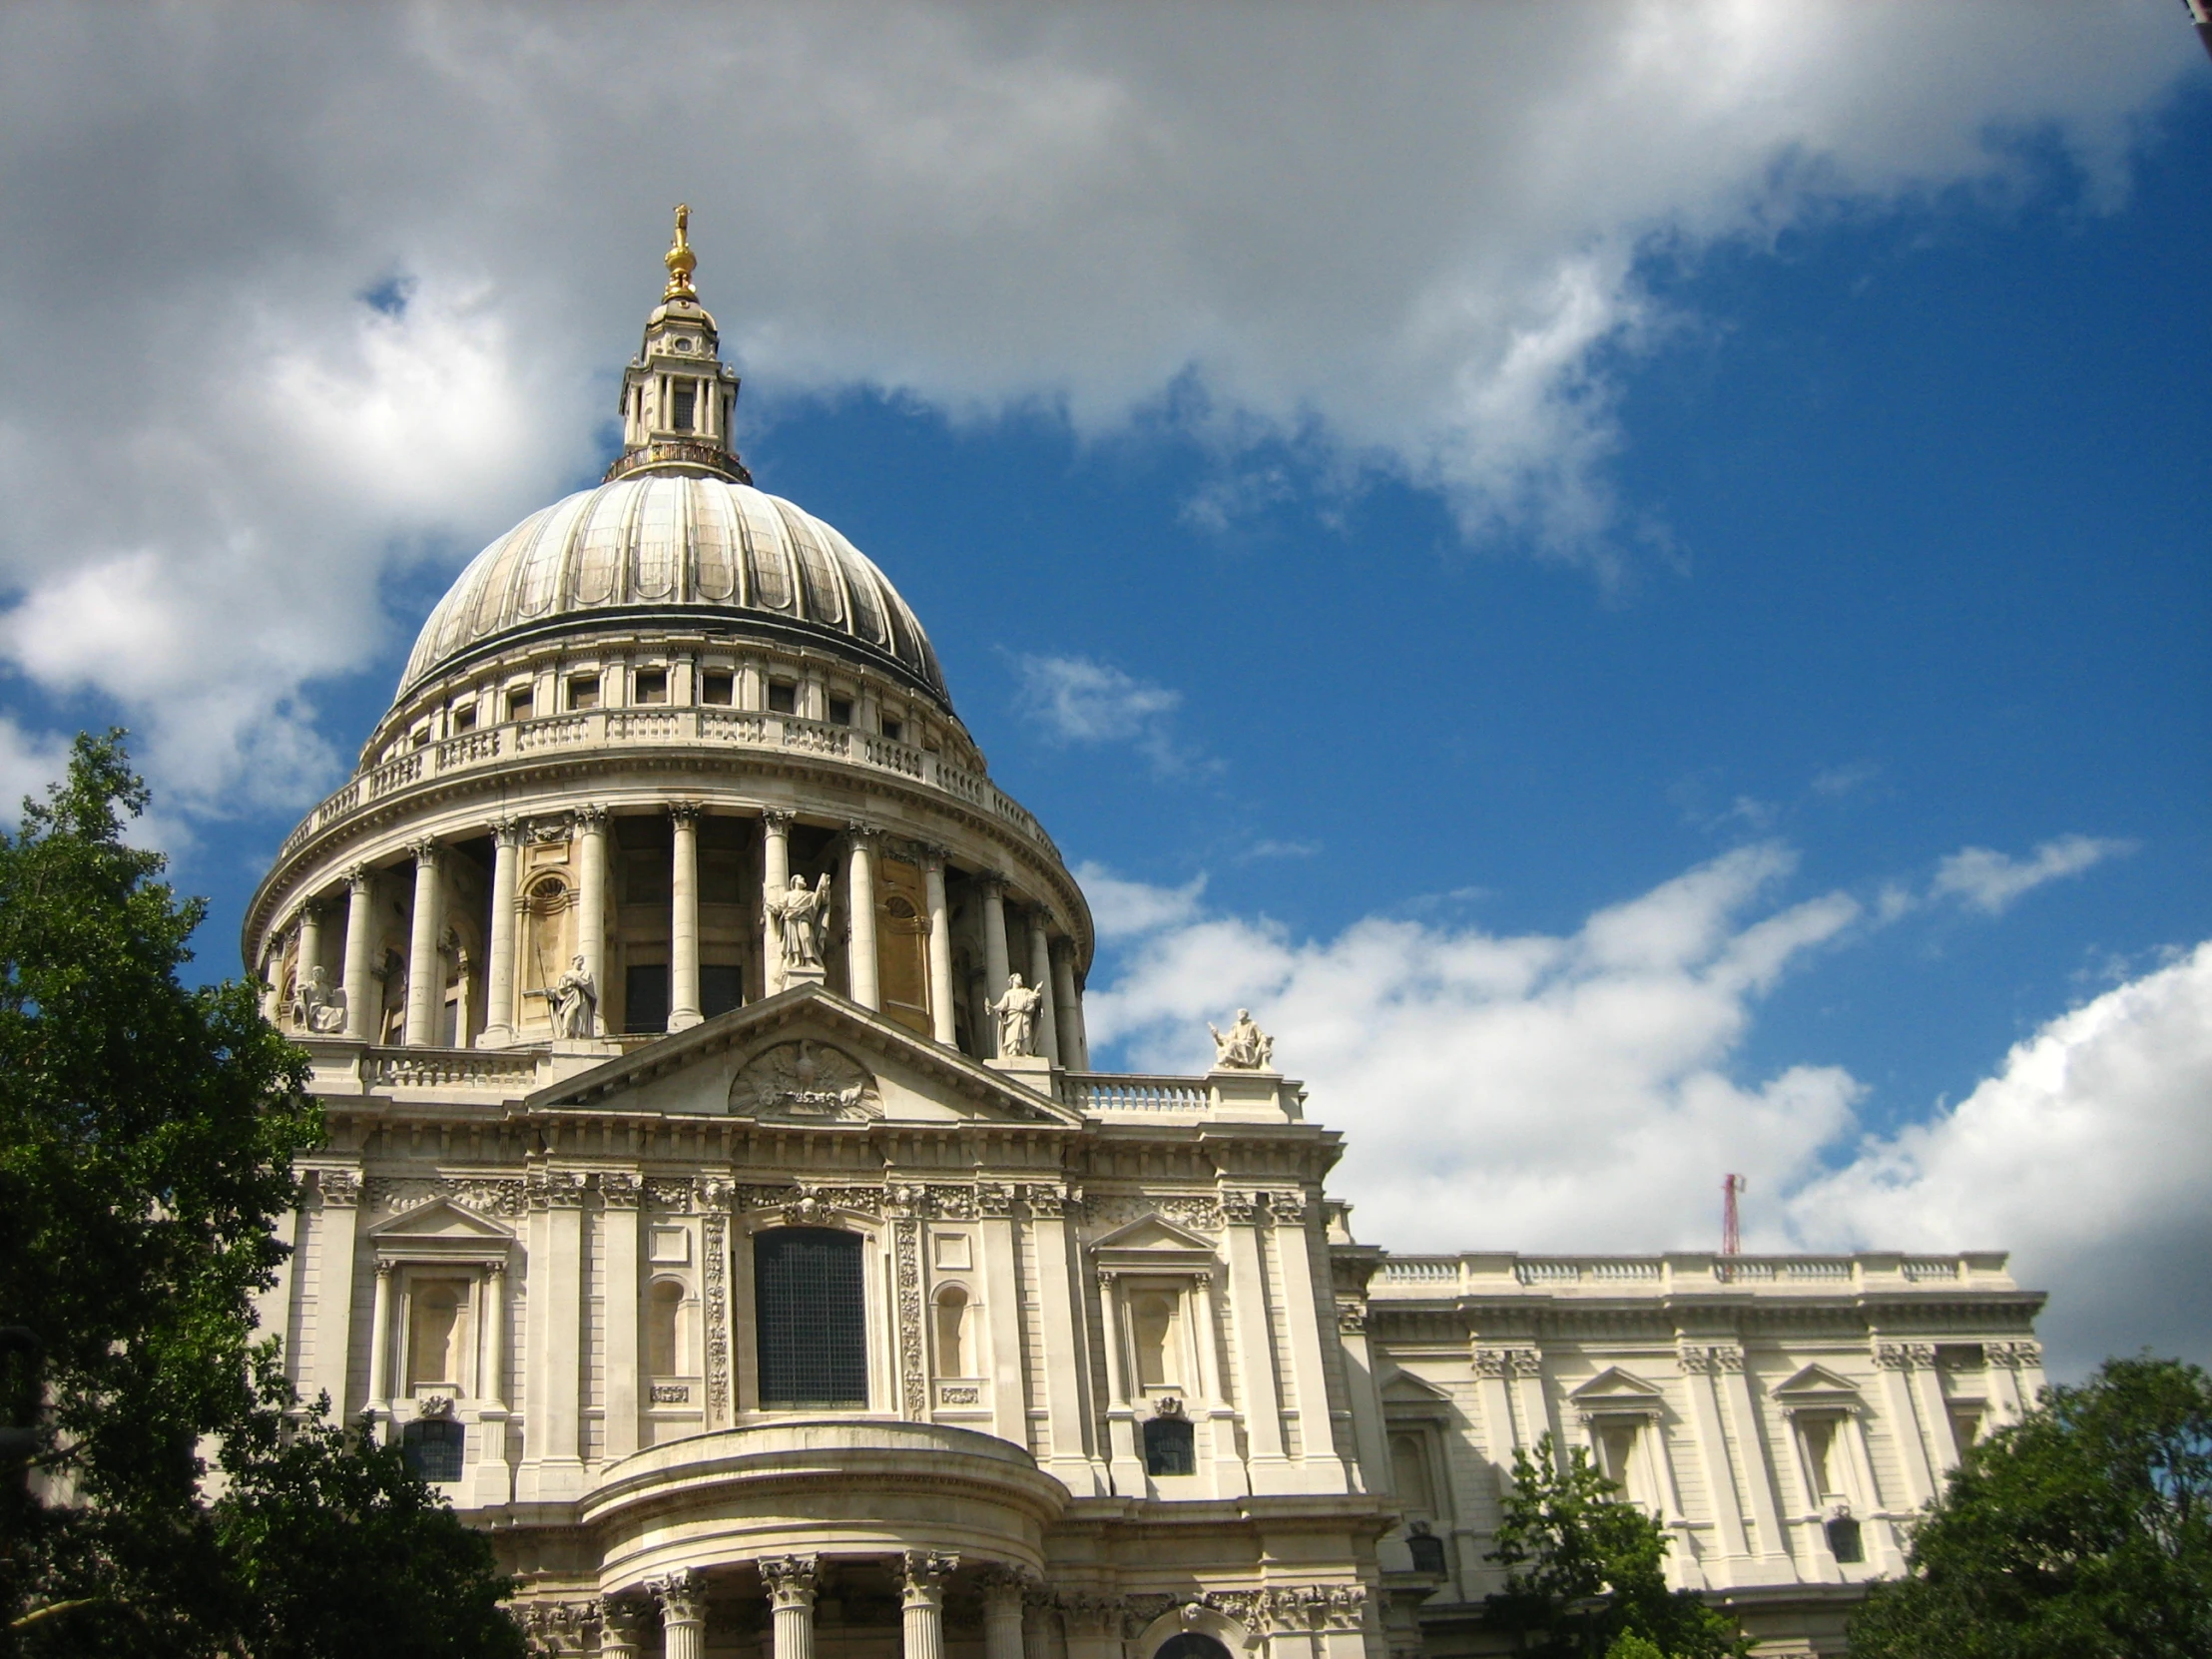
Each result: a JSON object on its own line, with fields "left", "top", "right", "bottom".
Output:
{"left": 1073, "top": 860, "right": 1206, "bottom": 940}
{"left": 1789, "top": 942, "right": 2212, "bottom": 1373}
{"left": 1086, "top": 848, "right": 2211, "bottom": 1374}
{"left": 1932, "top": 833, "right": 2136, "bottom": 915}
{"left": 0, "top": 717, "right": 68, "bottom": 823}
{"left": 1011, "top": 654, "right": 1199, "bottom": 774}
{"left": 0, "top": 2, "right": 2193, "bottom": 810}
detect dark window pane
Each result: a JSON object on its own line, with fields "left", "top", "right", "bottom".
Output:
{"left": 401, "top": 1418, "right": 465, "bottom": 1482}
{"left": 755, "top": 1228, "right": 866, "bottom": 1408}
{"left": 1143, "top": 1414, "right": 1196, "bottom": 1476}
{"left": 1153, "top": 1636, "right": 1230, "bottom": 1659}
{"left": 702, "top": 671, "right": 735, "bottom": 706}
{"left": 625, "top": 964, "right": 669, "bottom": 1034}
{"left": 1826, "top": 1517, "right": 1864, "bottom": 1564}
{"left": 672, "top": 381, "right": 696, "bottom": 430}
{"left": 1406, "top": 1531, "right": 1448, "bottom": 1575}
{"left": 701, "top": 965, "right": 743, "bottom": 1019}
{"left": 768, "top": 682, "right": 797, "bottom": 714}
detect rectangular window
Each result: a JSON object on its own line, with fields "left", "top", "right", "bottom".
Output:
{"left": 755, "top": 1229, "right": 867, "bottom": 1408}
{"left": 828, "top": 697, "right": 853, "bottom": 727}
{"left": 767, "top": 681, "right": 798, "bottom": 715}
{"left": 449, "top": 704, "right": 478, "bottom": 734}
{"left": 507, "top": 687, "right": 534, "bottom": 722}
{"left": 879, "top": 718, "right": 903, "bottom": 743}
{"left": 1800, "top": 1415, "right": 1841, "bottom": 1501}
{"left": 1826, "top": 1516, "right": 1865, "bottom": 1564}
{"left": 409, "top": 724, "right": 430, "bottom": 750}
{"left": 701, "top": 964, "right": 743, "bottom": 1019}
{"left": 569, "top": 674, "right": 601, "bottom": 711}
{"left": 634, "top": 667, "right": 669, "bottom": 705}
{"left": 624, "top": 963, "right": 670, "bottom": 1034}
{"left": 1143, "top": 1414, "right": 1196, "bottom": 1476}
{"left": 401, "top": 1418, "right": 466, "bottom": 1483}
{"left": 671, "top": 380, "right": 696, "bottom": 431}
{"left": 701, "top": 670, "right": 735, "bottom": 706}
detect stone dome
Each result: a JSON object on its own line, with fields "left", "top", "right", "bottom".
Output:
{"left": 398, "top": 474, "right": 948, "bottom": 705}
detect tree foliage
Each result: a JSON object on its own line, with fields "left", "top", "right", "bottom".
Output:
{"left": 1850, "top": 1354, "right": 2212, "bottom": 1659}
{"left": 1484, "top": 1433, "right": 1746, "bottom": 1659}
{"left": 0, "top": 732, "right": 522, "bottom": 1658}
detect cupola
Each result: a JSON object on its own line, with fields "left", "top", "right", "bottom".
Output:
{"left": 605, "top": 204, "right": 752, "bottom": 485}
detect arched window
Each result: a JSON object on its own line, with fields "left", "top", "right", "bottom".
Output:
{"left": 1131, "top": 1290, "right": 1183, "bottom": 1390}
{"left": 1825, "top": 1516, "right": 1864, "bottom": 1564}
{"left": 934, "top": 1286, "right": 972, "bottom": 1378}
{"left": 755, "top": 1228, "right": 867, "bottom": 1409}
{"left": 648, "top": 1279, "right": 687, "bottom": 1377}
{"left": 401, "top": 1417, "right": 465, "bottom": 1483}
{"left": 406, "top": 1281, "right": 466, "bottom": 1390}
{"left": 1143, "top": 1412, "right": 1196, "bottom": 1476}
{"left": 1152, "top": 1633, "right": 1230, "bottom": 1659}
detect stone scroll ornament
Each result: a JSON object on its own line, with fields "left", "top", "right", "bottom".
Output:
{"left": 1208, "top": 1009, "right": 1275, "bottom": 1070}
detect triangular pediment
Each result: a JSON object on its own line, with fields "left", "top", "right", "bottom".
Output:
{"left": 367, "top": 1197, "right": 512, "bottom": 1242}
{"left": 1381, "top": 1370, "right": 1454, "bottom": 1407}
{"left": 523, "top": 984, "right": 1083, "bottom": 1128}
{"left": 1091, "top": 1214, "right": 1218, "bottom": 1254}
{"left": 1775, "top": 1364, "right": 1862, "bottom": 1400}
{"left": 1570, "top": 1366, "right": 1665, "bottom": 1402}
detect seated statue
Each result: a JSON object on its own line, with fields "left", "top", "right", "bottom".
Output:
{"left": 1209, "top": 1008, "right": 1274, "bottom": 1070}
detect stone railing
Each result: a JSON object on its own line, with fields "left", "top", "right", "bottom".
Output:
{"left": 366, "top": 1047, "right": 547, "bottom": 1092}
{"left": 276, "top": 709, "right": 1055, "bottom": 862}
{"left": 1060, "top": 1073, "right": 1214, "bottom": 1113}
{"left": 1373, "top": 1251, "right": 2013, "bottom": 1294}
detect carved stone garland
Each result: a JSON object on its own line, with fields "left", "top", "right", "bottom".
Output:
{"left": 895, "top": 1216, "right": 925, "bottom": 1418}
{"left": 703, "top": 1208, "right": 730, "bottom": 1421}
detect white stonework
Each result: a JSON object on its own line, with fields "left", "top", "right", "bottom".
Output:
{"left": 245, "top": 220, "right": 2044, "bottom": 1659}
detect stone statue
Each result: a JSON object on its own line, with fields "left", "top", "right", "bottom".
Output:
{"left": 989, "top": 971, "right": 1045, "bottom": 1058}
{"left": 291, "top": 964, "right": 347, "bottom": 1035}
{"left": 765, "top": 871, "right": 832, "bottom": 969}
{"left": 550, "top": 954, "right": 598, "bottom": 1038}
{"left": 1209, "top": 1008, "right": 1274, "bottom": 1070}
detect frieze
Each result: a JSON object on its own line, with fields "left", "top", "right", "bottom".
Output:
{"left": 976, "top": 1181, "right": 1014, "bottom": 1218}
{"left": 731, "top": 1183, "right": 886, "bottom": 1221}
{"left": 703, "top": 1211, "right": 730, "bottom": 1421}
{"left": 1336, "top": 1301, "right": 1369, "bottom": 1335}
{"left": 517, "top": 1599, "right": 599, "bottom": 1655}
{"left": 1678, "top": 1343, "right": 1746, "bottom": 1375}
{"left": 1874, "top": 1340, "right": 1938, "bottom": 1371}
{"left": 649, "top": 1382, "right": 692, "bottom": 1404}
{"left": 1473, "top": 1345, "right": 1543, "bottom": 1380}
{"left": 601, "top": 1172, "right": 642, "bottom": 1210}
{"left": 645, "top": 1178, "right": 697, "bottom": 1213}
{"left": 316, "top": 1170, "right": 361, "bottom": 1209}
{"left": 363, "top": 1176, "right": 528, "bottom": 1218}
{"left": 1267, "top": 1189, "right": 1309, "bottom": 1225}
{"left": 528, "top": 1170, "right": 590, "bottom": 1210}
{"left": 1082, "top": 1193, "right": 1223, "bottom": 1234}
{"left": 1985, "top": 1339, "right": 2043, "bottom": 1369}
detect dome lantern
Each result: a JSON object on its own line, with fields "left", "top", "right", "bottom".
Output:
{"left": 606, "top": 204, "right": 751, "bottom": 486}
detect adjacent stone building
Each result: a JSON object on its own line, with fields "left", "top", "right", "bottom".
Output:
{"left": 244, "top": 217, "right": 2046, "bottom": 1659}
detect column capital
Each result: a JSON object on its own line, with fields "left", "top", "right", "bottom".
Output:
{"left": 975, "top": 871, "right": 1006, "bottom": 899}
{"left": 845, "top": 818, "right": 879, "bottom": 844}
{"left": 407, "top": 837, "right": 442, "bottom": 867}
{"left": 669, "top": 801, "right": 705, "bottom": 827}
{"left": 900, "top": 1552, "right": 958, "bottom": 1604}
{"left": 759, "top": 1553, "right": 821, "bottom": 1609}
{"left": 297, "top": 895, "right": 328, "bottom": 921}
{"left": 481, "top": 1257, "right": 508, "bottom": 1280}
{"left": 648, "top": 1567, "right": 710, "bottom": 1623}
{"left": 917, "top": 842, "right": 951, "bottom": 870}
{"left": 762, "top": 808, "right": 795, "bottom": 830}
{"left": 492, "top": 818, "right": 525, "bottom": 848}
{"left": 573, "top": 804, "right": 610, "bottom": 831}
{"left": 342, "top": 862, "right": 373, "bottom": 892}
{"left": 601, "top": 1591, "right": 655, "bottom": 1649}
{"left": 374, "top": 1258, "right": 397, "bottom": 1279}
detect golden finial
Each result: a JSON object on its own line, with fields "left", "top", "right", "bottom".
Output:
{"left": 663, "top": 203, "right": 697, "bottom": 299}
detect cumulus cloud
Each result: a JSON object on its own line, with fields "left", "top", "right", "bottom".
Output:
{"left": 0, "top": 2, "right": 2194, "bottom": 810}
{"left": 1931, "top": 833, "right": 2138, "bottom": 915}
{"left": 1081, "top": 847, "right": 2211, "bottom": 1374}
{"left": 1073, "top": 859, "right": 1206, "bottom": 940}
{"left": 1011, "top": 654, "right": 1197, "bottom": 774}
{"left": 1790, "top": 943, "right": 2212, "bottom": 1373}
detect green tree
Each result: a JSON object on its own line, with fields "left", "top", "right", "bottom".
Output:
{"left": 1484, "top": 1433, "right": 1746, "bottom": 1659}
{"left": 0, "top": 732, "right": 522, "bottom": 1658}
{"left": 1850, "top": 1354, "right": 2212, "bottom": 1659}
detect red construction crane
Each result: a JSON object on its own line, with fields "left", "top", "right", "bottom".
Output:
{"left": 1722, "top": 1174, "right": 1746, "bottom": 1258}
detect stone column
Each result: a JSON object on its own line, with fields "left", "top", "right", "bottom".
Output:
{"left": 297, "top": 900, "right": 325, "bottom": 988}
{"left": 311, "top": 1171, "right": 361, "bottom": 1418}
{"left": 604, "top": 1177, "right": 642, "bottom": 1460}
{"left": 366, "top": 1259, "right": 396, "bottom": 1418}
{"left": 762, "top": 1555, "right": 821, "bottom": 1659}
{"left": 1268, "top": 1190, "right": 1353, "bottom": 1491}
{"left": 762, "top": 810, "right": 792, "bottom": 994}
{"left": 846, "top": 824, "right": 880, "bottom": 1010}
{"left": 403, "top": 840, "right": 443, "bottom": 1047}
{"left": 341, "top": 864, "right": 375, "bottom": 1041}
{"left": 479, "top": 1259, "right": 508, "bottom": 1408}
{"left": 900, "top": 1552, "right": 957, "bottom": 1659}
{"left": 922, "top": 849, "right": 956, "bottom": 1045}
{"left": 650, "top": 1569, "right": 710, "bottom": 1659}
{"left": 1872, "top": 1342, "right": 1938, "bottom": 1510}
{"left": 1097, "top": 1270, "right": 1146, "bottom": 1493}
{"left": 1678, "top": 1343, "right": 1753, "bottom": 1568}
{"left": 1028, "top": 1190, "right": 1106, "bottom": 1495}
{"left": 1025, "top": 913, "right": 1059, "bottom": 1065}
{"left": 600, "top": 1594, "right": 653, "bottom": 1659}
{"left": 1050, "top": 942, "right": 1082, "bottom": 1071}
{"left": 670, "top": 804, "right": 703, "bottom": 1030}
{"left": 980, "top": 1568, "right": 1028, "bottom": 1659}
{"left": 533, "top": 1174, "right": 587, "bottom": 1499}
{"left": 1222, "top": 1192, "right": 1289, "bottom": 1489}
{"left": 978, "top": 876, "right": 1010, "bottom": 1056}
{"left": 575, "top": 807, "right": 608, "bottom": 1034}
{"left": 482, "top": 823, "right": 521, "bottom": 1045}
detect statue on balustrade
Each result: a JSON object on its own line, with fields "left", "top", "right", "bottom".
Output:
{"left": 1209, "top": 1008, "right": 1274, "bottom": 1070}
{"left": 989, "top": 971, "right": 1045, "bottom": 1057}
{"left": 765, "top": 871, "right": 833, "bottom": 969}
{"left": 290, "top": 964, "right": 348, "bottom": 1035}
{"left": 550, "top": 954, "right": 598, "bottom": 1038}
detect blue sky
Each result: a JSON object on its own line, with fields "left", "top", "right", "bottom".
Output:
{"left": 0, "top": 3, "right": 2205, "bottom": 1373}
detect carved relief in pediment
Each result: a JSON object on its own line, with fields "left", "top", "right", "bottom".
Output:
{"left": 730, "top": 1039, "right": 881, "bottom": 1121}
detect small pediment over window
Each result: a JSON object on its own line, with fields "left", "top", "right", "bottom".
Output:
{"left": 1092, "top": 1213, "right": 1219, "bottom": 1276}
{"left": 367, "top": 1197, "right": 513, "bottom": 1242}
{"left": 1381, "top": 1370, "right": 1456, "bottom": 1416}
{"left": 1774, "top": 1364, "right": 1864, "bottom": 1409}
{"left": 1569, "top": 1366, "right": 1666, "bottom": 1405}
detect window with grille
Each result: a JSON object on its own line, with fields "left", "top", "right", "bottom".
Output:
{"left": 1153, "top": 1635, "right": 1229, "bottom": 1659}
{"left": 1143, "top": 1413, "right": 1196, "bottom": 1476}
{"left": 401, "top": 1417, "right": 465, "bottom": 1483}
{"left": 755, "top": 1228, "right": 867, "bottom": 1408}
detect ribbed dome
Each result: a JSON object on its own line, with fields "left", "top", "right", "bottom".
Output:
{"left": 398, "top": 475, "right": 947, "bottom": 703}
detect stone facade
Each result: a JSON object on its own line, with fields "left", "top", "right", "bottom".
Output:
{"left": 245, "top": 219, "right": 2045, "bottom": 1659}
